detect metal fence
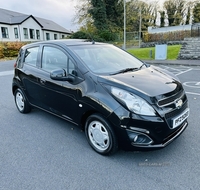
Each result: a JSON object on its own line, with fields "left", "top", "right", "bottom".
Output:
{"left": 191, "top": 23, "right": 200, "bottom": 37}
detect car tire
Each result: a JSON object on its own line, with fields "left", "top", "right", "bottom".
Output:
{"left": 85, "top": 114, "right": 118, "bottom": 155}
{"left": 14, "top": 88, "right": 31, "bottom": 113}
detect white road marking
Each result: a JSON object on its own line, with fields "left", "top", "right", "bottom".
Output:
{"left": 158, "top": 65, "right": 193, "bottom": 76}
{"left": 183, "top": 81, "right": 200, "bottom": 88}
{"left": 186, "top": 92, "right": 200, "bottom": 96}
{"left": 175, "top": 68, "right": 193, "bottom": 76}
{"left": 0, "top": 70, "right": 13, "bottom": 76}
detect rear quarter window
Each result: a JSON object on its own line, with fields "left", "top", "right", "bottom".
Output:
{"left": 16, "top": 49, "right": 23, "bottom": 68}
{"left": 24, "top": 46, "right": 39, "bottom": 66}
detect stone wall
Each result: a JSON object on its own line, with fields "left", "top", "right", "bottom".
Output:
{"left": 141, "top": 41, "right": 185, "bottom": 48}
{"left": 177, "top": 38, "right": 200, "bottom": 60}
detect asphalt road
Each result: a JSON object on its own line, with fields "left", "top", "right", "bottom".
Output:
{"left": 0, "top": 60, "right": 200, "bottom": 190}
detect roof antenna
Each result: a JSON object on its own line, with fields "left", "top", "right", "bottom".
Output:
{"left": 87, "top": 32, "right": 95, "bottom": 44}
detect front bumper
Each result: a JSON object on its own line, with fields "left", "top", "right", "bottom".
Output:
{"left": 129, "top": 121, "right": 187, "bottom": 149}
{"left": 109, "top": 103, "right": 189, "bottom": 151}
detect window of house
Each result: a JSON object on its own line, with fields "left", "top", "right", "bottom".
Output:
{"left": 29, "top": 29, "right": 35, "bottom": 39}
{"left": 14, "top": 28, "right": 18, "bottom": 38}
{"left": 1, "top": 27, "right": 9, "bottom": 38}
{"left": 24, "top": 47, "right": 39, "bottom": 66}
{"left": 36, "top": 30, "right": 40, "bottom": 40}
{"left": 23, "top": 28, "right": 28, "bottom": 39}
{"left": 54, "top": 34, "right": 57, "bottom": 40}
{"left": 62, "top": 35, "right": 65, "bottom": 39}
{"left": 46, "top": 33, "right": 50, "bottom": 40}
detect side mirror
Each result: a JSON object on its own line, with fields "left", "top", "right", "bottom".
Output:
{"left": 50, "top": 69, "right": 75, "bottom": 82}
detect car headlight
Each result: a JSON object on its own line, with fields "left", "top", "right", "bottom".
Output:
{"left": 111, "top": 87, "right": 156, "bottom": 116}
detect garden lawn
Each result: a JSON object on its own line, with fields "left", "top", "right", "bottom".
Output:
{"left": 127, "top": 45, "right": 181, "bottom": 60}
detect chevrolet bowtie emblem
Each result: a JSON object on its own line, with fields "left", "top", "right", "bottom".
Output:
{"left": 175, "top": 99, "right": 183, "bottom": 108}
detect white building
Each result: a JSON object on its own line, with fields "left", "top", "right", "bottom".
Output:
{"left": 0, "top": 8, "right": 71, "bottom": 42}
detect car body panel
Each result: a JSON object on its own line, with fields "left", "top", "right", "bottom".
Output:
{"left": 12, "top": 39, "right": 189, "bottom": 152}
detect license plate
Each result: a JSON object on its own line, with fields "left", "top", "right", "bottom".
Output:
{"left": 172, "top": 108, "right": 190, "bottom": 128}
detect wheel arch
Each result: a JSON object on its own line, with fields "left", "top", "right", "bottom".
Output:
{"left": 80, "top": 110, "right": 119, "bottom": 133}
{"left": 80, "top": 110, "right": 118, "bottom": 134}
{"left": 80, "top": 110, "right": 98, "bottom": 131}
{"left": 12, "top": 84, "right": 19, "bottom": 95}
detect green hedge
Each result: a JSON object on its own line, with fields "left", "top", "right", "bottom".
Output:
{"left": 0, "top": 42, "right": 28, "bottom": 59}
{"left": 143, "top": 30, "right": 191, "bottom": 43}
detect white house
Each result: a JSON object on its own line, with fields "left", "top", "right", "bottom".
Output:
{"left": 0, "top": 8, "right": 71, "bottom": 42}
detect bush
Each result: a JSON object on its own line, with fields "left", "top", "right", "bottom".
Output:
{"left": 70, "top": 30, "right": 117, "bottom": 42}
{"left": 98, "top": 30, "right": 117, "bottom": 41}
{"left": 0, "top": 46, "right": 3, "bottom": 58}
{"left": 70, "top": 31, "right": 91, "bottom": 39}
{"left": 0, "top": 42, "right": 27, "bottom": 59}
{"left": 143, "top": 30, "right": 191, "bottom": 43}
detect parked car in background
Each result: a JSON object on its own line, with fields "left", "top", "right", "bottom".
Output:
{"left": 12, "top": 39, "right": 189, "bottom": 155}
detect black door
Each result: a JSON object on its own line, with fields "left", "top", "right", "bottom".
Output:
{"left": 20, "top": 46, "right": 43, "bottom": 105}
{"left": 38, "top": 45, "right": 81, "bottom": 123}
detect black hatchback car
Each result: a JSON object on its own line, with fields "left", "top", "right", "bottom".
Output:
{"left": 12, "top": 39, "right": 189, "bottom": 155}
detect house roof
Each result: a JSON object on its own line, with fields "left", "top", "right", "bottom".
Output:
{"left": 35, "top": 17, "right": 71, "bottom": 34}
{"left": 0, "top": 8, "right": 71, "bottom": 34}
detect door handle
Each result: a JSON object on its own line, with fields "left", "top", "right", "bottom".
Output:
{"left": 40, "top": 79, "right": 46, "bottom": 85}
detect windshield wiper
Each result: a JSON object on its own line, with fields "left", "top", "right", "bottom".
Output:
{"left": 139, "top": 63, "right": 146, "bottom": 69}
{"left": 110, "top": 67, "right": 139, "bottom": 75}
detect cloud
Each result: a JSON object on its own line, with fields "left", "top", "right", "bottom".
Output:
{"left": 0, "top": 0, "right": 79, "bottom": 31}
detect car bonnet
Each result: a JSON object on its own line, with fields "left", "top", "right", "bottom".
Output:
{"left": 98, "top": 66, "right": 180, "bottom": 97}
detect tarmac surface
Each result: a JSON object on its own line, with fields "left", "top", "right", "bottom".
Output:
{"left": 143, "top": 59, "right": 200, "bottom": 66}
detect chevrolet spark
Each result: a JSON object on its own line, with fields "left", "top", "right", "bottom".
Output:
{"left": 12, "top": 39, "right": 189, "bottom": 155}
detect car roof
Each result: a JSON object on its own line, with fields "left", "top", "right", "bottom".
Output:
{"left": 22, "top": 39, "right": 107, "bottom": 49}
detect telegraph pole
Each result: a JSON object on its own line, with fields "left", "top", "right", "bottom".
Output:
{"left": 124, "top": 0, "right": 126, "bottom": 50}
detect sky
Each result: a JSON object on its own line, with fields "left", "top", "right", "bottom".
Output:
{"left": 0, "top": 0, "right": 79, "bottom": 32}
{"left": 0, "top": 0, "right": 165, "bottom": 32}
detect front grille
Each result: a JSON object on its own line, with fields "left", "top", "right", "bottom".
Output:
{"left": 155, "top": 85, "right": 189, "bottom": 129}
{"left": 158, "top": 89, "right": 184, "bottom": 106}
{"left": 165, "top": 102, "right": 188, "bottom": 119}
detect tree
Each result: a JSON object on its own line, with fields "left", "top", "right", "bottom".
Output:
{"left": 88, "top": 0, "right": 107, "bottom": 30}
{"left": 105, "top": 0, "right": 124, "bottom": 30}
{"left": 184, "top": 1, "right": 196, "bottom": 25}
{"left": 126, "top": 0, "right": 159, "bottom": 32}
{"left": 159, "top": 11, "right": 165, "bottom": 27}
{"left": 193, "top": 2, "right": 200, "bottom": 23}
{"left": 185, "top": 7, "right": 191, "bottom": 25}
{"left": 141, "top": 1, "right": 159, "bottom": 30}
{"left": 164, "top": 0, "right": 188, "bottom": 26}
{"left": 73, "top": 0, "right": 94, "bottom": 31}
{"left": 74, "top": 0, "right": 124, "bottom": 32}
{"left": 164, "top": 0, "right": 177, "bottom": 26}
{"left": 174, "top": 0, "right": 186, "bottom": 25}
{"left": 88, "top": 0, "right": 124, "bottom": 31}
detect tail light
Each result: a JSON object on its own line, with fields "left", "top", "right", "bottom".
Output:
{"left": 14, "top": 62, "right": 17, "bottom": 68}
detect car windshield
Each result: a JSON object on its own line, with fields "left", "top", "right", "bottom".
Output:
{"left": 70, "top": 44, "right": 143, "bottom": 74}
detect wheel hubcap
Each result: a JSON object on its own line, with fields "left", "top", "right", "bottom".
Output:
{"left": 16, "top": 92, "right": 24, "bottom": 111}
{"left": 88, "top": 121, "right": 110, "bottom": 151}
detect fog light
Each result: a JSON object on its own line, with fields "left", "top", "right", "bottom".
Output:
{"left": 134, "top": 134, "right": 152, "bottom": 144}
{"left": 127, "top": 131, "right": 153, "bottom": 145}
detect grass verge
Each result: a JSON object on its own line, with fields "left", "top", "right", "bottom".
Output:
{"left": 127, "top": 45, "right": 181, "bottom": 60}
